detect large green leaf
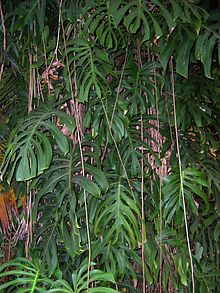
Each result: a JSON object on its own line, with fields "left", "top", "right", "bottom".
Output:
{"left": 0, "top": 257, "right": 52, "bottom": 291}
{"left": 163, "top": 168, "right": 210, "bottom": 225}
{"left": 0, "top": 105, "right": 75, "bottom": 182}
{"left": 176, "top": 38, "right": 194, "bottom": 78}
{"left": 65, "top": 38, "right": 113, "bottom": 102}
{"left": 0, "top": 257, "right": 119, "bottom": 293}
{"left": 94, "top": 176, "right": 141, "bottom": 247}
{"left": 195, "top": 11, "right": 220, "bottom": 78}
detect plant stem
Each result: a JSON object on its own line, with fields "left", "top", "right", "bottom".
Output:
{"left": 170, "top": 57, "right": 195, "bottom": 293}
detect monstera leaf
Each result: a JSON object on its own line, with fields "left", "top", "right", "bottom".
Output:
{"left": 0, "top": 257, "right": 119, "bottom": 293}
{"left": 94, "top": 176, "right": 141, "bottom": 247}
{"left": 0, "top": 257, "right": 53, "bottom": 292}
{"left": 31, "top": 141, "right": 108, "bottom": 218}
{"left": 0, "top": 104, "right": 76, "bottom": 183}
{"left": 163, "top": 168, "right": 210, "bottom": 224}
{"left": 195, "top": 10, "right": 220, "bottom": 78}
{"left": 65, "top": 38, "right": 113, "bottom": 102}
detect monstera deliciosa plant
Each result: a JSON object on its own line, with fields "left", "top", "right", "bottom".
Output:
{"left": 0, "top": 0, "right": 220, "bottom": 292}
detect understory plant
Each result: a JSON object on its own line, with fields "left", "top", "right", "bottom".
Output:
{"left": 0, "top": 0, "right": 220, "bottom": 292}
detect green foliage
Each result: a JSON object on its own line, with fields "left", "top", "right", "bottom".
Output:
{"left": 94, "top": 176, "right": 141, "bottom": 247}
{"left": 0, "top": 0, "right": 220, "bottom": 292}
{"left": 0, "top": 105, "right": 76, "bottom": 182}
{"left": 163, "top": 168, "right": 210, "bottom": 224}
{"left": 0, "top": 257, "right": 53, "bottom": 292}
{"left": 0, "top": 257, "right": 119, "bottom": 292}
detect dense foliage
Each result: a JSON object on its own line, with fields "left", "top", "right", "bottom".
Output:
{"left": 0, "top": 0, "right": 220, "bottom": 292}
